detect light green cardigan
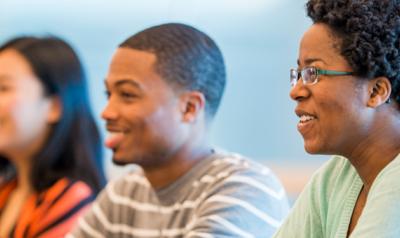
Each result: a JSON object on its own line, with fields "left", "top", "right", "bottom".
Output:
{"left": 273, "top": 154, "right": 400, "bottom": 238}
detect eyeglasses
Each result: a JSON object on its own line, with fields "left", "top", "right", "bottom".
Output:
{"left": 290, "top": 66, "right": 353, "bottom": 87}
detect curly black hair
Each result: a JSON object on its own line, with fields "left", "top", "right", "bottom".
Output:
{"left": 307, "top": 0, "right": 400, "bottom": 104}
{"left": 120, "top": 23, "right": 226, "bottom": 119}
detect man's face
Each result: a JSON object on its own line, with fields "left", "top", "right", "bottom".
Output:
{"left": 102, "top": 48, "right": 187, "bottom": 168}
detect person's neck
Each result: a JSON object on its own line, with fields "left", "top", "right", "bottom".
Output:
{"left": 5, "top": 153, "right": 33, "bottom": 192}
{"left": 345, "top": 118, "right": 400, "bottom": 193}
{"left": 0, "top": 156, "right": 33, "bottom": 237}
{"left": 143, "top": 145, "right": 214, "bottom": 190}
{"left": 13, "top": 156, "right": 34, "bottom": 193}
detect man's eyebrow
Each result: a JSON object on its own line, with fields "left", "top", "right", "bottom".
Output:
{"left": 104, "top": 78, "right": 142, "bottom": 89}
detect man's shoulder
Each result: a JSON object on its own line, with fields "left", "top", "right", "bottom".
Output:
{"left": 204, "top": 150, "right": 287, "bottom": 195}
{"left": 201, "top": 150, "right": 290, "bottom": 219}
{"left": 106, "top": 168, "right": 149, "bottom": 193}
{"left": 210, "top": 150, "right": 275, "bottom": 177}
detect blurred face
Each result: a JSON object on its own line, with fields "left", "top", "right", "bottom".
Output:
{"left": 102, "top": 48, "right": 187, "bottom": 167}
{"left": 290, "top": 23, "right": 371, "bottom": 155}
{"left": 0, "top": 49, "right": 57, "bottom": 159}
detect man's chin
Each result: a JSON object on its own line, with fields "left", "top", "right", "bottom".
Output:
{"left": 112, "top": 156, "right": 130, "bottom": 166}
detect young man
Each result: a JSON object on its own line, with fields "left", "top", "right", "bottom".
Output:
{"left": 69, "top": 23, "right": 289, "bottom": 237}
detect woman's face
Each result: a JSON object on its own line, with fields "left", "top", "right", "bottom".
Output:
{"left": 290, "top": 23, "right": 372, "bottom": 156}
{"left": 0, "top": 49, "right": 60, "bottom": 160}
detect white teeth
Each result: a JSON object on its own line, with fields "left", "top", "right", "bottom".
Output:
{"left": 109, "top": 131, "right": 124, "bottom": 136}
{"left": 299, "top": 115, "right": 316, "bottom": 123}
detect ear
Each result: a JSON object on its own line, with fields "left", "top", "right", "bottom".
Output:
{"left": 367, "top": 77, "right": 392, "bottom": 108}
{"left": 179, "top": 91, "right": 206, "bottom": 123}
{"left": 47, "top": 96, "right": 62, "bottom": 123}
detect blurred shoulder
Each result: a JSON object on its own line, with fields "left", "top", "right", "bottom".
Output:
{"left": 208, "top": 149, "right": 288, "bottom": 195}
{"left": 103, "top": 166, "right": 150, "bottom": 196}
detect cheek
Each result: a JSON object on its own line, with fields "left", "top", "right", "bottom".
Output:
{"left": 321, "top": 94, "right": 349, "bottom": 119}
{"left": 13, "top": 98, "right": 50, "bottom": 133}
{"left": 0, "top": 95, "right": 18, "bottom": 111}
{"left": 144, "top": 107, "right": 180, "bottom": 143}
{"left": 0, "top": 98, "right": 35, "bottom": 146}
{"left": 0, "top": 97, "right": 22, "bottom": 127}
{"left": 319, "top": 98, "right": 347, "bottom": 117}
{"left": 144, "top": 112, "right": 170, "bottom": 138}
{"left": 317, "top": 91, "right": 362, "bottom": 139}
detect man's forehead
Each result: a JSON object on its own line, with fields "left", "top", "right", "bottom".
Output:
{"left": 110, "top": 48, "right": 156, "bottom": 69}
{"left": 107, "top": 48, "right": 154, "bottom": 77}
{"left": 105, "top": 48, "right": 164, "bottom": 89}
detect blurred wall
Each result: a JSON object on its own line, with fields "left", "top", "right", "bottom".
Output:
{"left": 0, "top": 0, "right": 328, "bottom": 199}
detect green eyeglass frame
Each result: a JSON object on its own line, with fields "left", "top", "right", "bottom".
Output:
{"left": 290, "top": 66, "right": 353, "bottom": 87}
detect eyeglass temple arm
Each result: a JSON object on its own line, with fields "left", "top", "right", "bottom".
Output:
{"left": 317, "top": 69, "right": 353, "bottom": 76}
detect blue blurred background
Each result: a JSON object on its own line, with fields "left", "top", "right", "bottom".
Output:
{"left": 1, "top": 0, "right": 328, "bottom": 200}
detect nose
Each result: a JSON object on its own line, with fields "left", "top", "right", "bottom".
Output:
{"left": 289, "top": 80, "right": 310, "bottom": 102}
{"left": 101, "top": 99, "right": 118, "bottom": 121}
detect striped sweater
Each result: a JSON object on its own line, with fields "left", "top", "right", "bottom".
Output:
{"left": 0, "top": 178, "right": 94, "bottom": 237}
{"left": 69, "top": 152, "right": 290, "bottom": 238}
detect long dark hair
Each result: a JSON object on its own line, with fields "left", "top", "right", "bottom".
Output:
{"left": 0, "top": 36, "right": 105, "bottom": 193}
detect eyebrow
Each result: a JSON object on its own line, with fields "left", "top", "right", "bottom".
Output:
{"left": 297, "top": 58, "right": 326, "bottom": 67}
{"left": 104, "top": 78, "right": 142, "bottom": 90}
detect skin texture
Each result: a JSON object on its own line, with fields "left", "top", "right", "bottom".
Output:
{"left": 0, "top": 49, "right": 60, "bottom": 237}
{"left": 291, "top": 23, "right": 371, "bottom": 156}
{"left": 0, "top": 49, "right": 59, "bottom": 159}
{"left": 102, "top": 48, "right": 212, "bottom": 189}
{"left": 291, "top": 23, "right": 400, "bottom": 236}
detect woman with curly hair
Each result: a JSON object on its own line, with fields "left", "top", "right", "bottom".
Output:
{"left": 0, "top": 36, "right": 106, "bottom": 237}
{"left": 274, "top": 0, "right": 400, "bottom": 237}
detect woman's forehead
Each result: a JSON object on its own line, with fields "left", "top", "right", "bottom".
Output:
{"left": 299, "top": 24, "right": 347, "bottom": 68}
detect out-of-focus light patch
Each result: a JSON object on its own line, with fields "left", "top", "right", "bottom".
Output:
{"left": 168, "top": 0, "right": 284, "bottom": 16}
{"left": 0, "top": 0, "right": 284, "bottom": 24}
{"left": 204, "top": 0, "right": 282, "bottom": 14}
{"left": 0, "top": 0, "right": 281, "bottom": 12}
{"left": 0, "top": 0, "right": 170, "bottom": 16}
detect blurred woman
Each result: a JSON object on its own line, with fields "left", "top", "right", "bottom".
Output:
{"left": 274, "top": 0, "right": 400, "bottom": 237}
{"left": 0, "top": 36, "right": 106, "bottom": 237}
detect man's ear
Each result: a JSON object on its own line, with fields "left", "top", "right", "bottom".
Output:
{"left": 179, "top": 91, "right": 206, "bottom": 123}
{"left": 47, "top": 96, "right": 62, "bottom": 123}
{"left": 367, "top": 77, "right": 392, "bottom": 108}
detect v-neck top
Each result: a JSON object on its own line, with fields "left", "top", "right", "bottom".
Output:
{"left": 273, "top": 154, "right": 400, "bottom": 238}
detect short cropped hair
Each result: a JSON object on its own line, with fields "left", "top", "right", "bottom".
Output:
{"left": 120, "top": 23, "right": 226, "bottom": 118}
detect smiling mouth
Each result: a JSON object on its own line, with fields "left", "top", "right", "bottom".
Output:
{"left": 299, "top": 114, "right": 317, "bottom": 124}
{"left": 105, "top": 131, "right": 125, "bottom": 149}
{"left": 296, "top": 113, "right": 318, "bottom": 137}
